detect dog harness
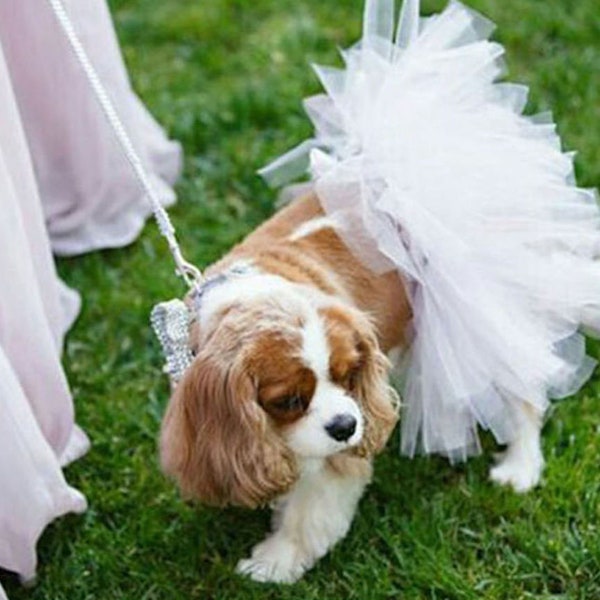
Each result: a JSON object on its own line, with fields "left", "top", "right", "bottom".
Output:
{"left": 150, "top": 263, "right": 256, "bottom": 384}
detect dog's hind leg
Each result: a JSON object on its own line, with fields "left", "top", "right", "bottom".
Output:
{"left": 489, "top": 400, "right": 545, "bottom": 493}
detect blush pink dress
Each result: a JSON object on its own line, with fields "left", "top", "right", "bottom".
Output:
{"left": 0, "top": 0, "right": 181, "bottom": 594}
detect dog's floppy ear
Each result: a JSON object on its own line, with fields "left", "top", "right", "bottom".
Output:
{"left": 354, "top": 323, "right": 400, "bottom": 456}
{"left": 160, "top": 345, "right": 299, "bottom": 508}
{"left": 321, "top": 304, "right": 399, "bottom": 457}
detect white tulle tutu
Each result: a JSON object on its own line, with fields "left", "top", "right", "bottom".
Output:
{"left": 262, "top": 0, "right": 600, "bottom": 460}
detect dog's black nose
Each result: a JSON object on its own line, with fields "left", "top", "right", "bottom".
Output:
{"left": 325, "top": 414, "right": 357, "bottom": 442}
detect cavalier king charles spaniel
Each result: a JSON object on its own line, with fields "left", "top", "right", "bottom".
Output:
{"left": 159, "top": 189, "right": 548, "bottom": 582}
{"left": 159, "top": 191, "right": 409, "bottom": 582}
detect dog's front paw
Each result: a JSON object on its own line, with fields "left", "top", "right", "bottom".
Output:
{"left": 489, "top": 447, "right": 544, "bottom": 493}
{"left": 236, "top": 535, "right": 311, "bottom": 584}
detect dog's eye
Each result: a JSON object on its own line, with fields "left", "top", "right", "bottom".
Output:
{"left": 273, "top": 394, "right": 305, "bottom": 412}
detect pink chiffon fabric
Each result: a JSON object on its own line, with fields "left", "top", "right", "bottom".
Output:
{"left": 0, "top": 0, "right": 181, "bottom": 595}
{"left": 0, "top": 0, "right": 181, "bottom": 255}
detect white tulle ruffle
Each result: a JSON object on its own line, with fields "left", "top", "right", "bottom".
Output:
{"left": 261, "top": 0, "right": 600, "bottom": 460}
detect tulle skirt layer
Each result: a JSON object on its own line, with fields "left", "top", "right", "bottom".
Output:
{"left": 262, "top": 0, "right": 600, "bottom": 459}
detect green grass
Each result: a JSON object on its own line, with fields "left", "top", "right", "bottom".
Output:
{"left": 4, "top": 0, "right": 600, "bottom": 598}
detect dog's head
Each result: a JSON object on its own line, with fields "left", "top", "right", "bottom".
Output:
{"left": 160, "top": 277, "right": 398, "bottom": 508}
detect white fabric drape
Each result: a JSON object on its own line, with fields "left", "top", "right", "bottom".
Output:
{"left": 0, "top": 0, "right": 181, "bottom": 595}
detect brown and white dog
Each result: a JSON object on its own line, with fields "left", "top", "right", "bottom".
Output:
{"left": 159, "top": 192, "right": 407, "bottom": 582}
{"left": 159, "top": 191, "right": 544, "bottom": 583}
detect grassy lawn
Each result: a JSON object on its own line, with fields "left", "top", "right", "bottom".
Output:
{"left": 4, "top": 0, "right": 600, "bottom": 598}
